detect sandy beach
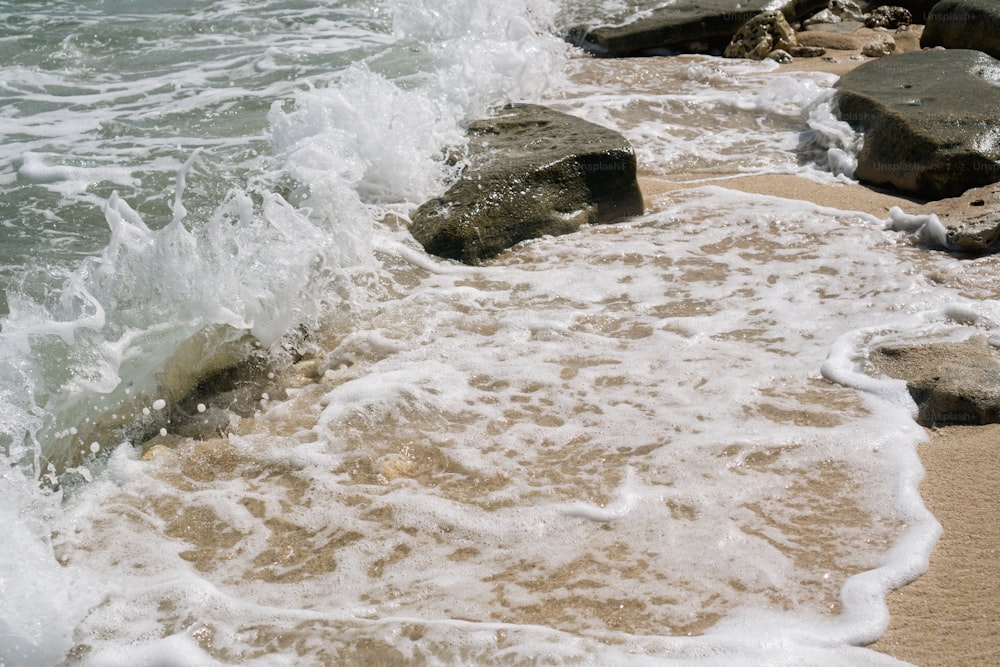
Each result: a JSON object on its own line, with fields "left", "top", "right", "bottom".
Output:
{"left": 625, "top": 23, "right": 1000, "bottom": 664}
{"left": 870, "top": 425, "right": 1000, "bottom": 665}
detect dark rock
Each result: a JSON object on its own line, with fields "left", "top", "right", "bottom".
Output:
{"left": 566, "top": 0, "right": 827, "bottom": 57}
{"left": 921, "top": 0, "right": 1000, "bottom": 60}
{"left": 409, "top": 104, "right": 643, "bottom": 265}
{"left": 788, "top": 45, "right": 828, "bottom": 57}
{"left": 834, "top": 49, "right": 1000, "bottom": 199}
{"left": 864, "top": 5, "right": 912, "bottom": 29}
{"left": 869, "top": 336, "right": 1000, "bottom": 426}
{"left": 870, "top": 0, "right": 939, "bottom": 23}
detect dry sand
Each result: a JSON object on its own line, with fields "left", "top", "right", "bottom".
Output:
{"left": 624, "top": 23, "right": 1000, "bottom": 664}
{"left": 868, "top": 425, "right": 1000, "bottom": 666}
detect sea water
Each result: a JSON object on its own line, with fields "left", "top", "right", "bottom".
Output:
{"left": 2, "top": 1, "right": 998, "bottom": 664}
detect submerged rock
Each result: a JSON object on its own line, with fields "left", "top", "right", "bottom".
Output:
{"left": 566, "top": 0, "right": 826, "bottom": 57}
{"left": 869, "top": 336, "right": 1000, "bottom": 427}
{"left": 921, "top": 0, "right": 1000, "bottom": 60}
{"left": 834, "top": 49, "right": 1000, "bottom": 199}
{"left": 409, "top": 104, "right": 643, "bottom": 265}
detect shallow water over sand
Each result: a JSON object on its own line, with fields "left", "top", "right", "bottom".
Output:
{"left": 6, "top": 6, "right": 1000, "bottom": 662}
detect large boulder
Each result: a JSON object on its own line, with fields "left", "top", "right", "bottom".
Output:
{"left": 869, "top": 336, "right": 1000, "bottom": 426}
{"left": 409, "top": 104, "right": 643, "bottom": 265}
{"left": 566, "top": 0, "right": 826, "bottom": 57}
{"left": 921, "top": 0, "right": 1000, "bottom": 60}
{"left": 834, "top": 49, "right": 1000, "bottom": 200}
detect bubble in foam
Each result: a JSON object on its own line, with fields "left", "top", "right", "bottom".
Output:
{"left": 152, "top": 399, "right": 166, "bottom": 411}
{"left": 197, "top": 403, "right": 206, "bottom": 413}
{"left": 89, "top": 442, "right": 100, "bottom": 454}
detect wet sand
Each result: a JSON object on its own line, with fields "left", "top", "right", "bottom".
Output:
{"left": 624, "top": 24, "right": 1000, "bottom": 663}
{"left": 639, "top": 169, "right": 1000, "bottom": 664}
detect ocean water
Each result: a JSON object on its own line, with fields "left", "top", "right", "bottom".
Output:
{"left": 2, "top": 1, "right": 999, "bottom": 665}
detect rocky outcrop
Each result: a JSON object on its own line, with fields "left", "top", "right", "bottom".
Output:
{"left": 920, "top": 182, "right": 1000, "bottom": 253}
{"left": 409, "top": 104, "right": 643, "bottom": 265}
{"left": 869, "top": 336, "right": 1000, "bottom": 426}
{"left": 834, "top": 49, "right": 1000, "bottom": 200}
{"left": 724, "top": 11, "right": 797, "bottom": 60}
{"left": 921, "top": 0, "right": 1000, "bottom": 60}
{"left": 566, "top": 0, "right": 827, "bottom": 57}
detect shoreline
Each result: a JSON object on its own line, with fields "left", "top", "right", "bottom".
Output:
{"left": 618, "top": 25, "right": 999, "bottom": 664}
{"left": 868, "top": 425, "right": 1000, "bottom": 665}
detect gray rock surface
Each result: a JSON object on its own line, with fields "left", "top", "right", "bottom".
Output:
{"left": 566, "top": 0, "right": 826, "bottom": 57}
{"left": 921, "top": 182, "right": 1000, "bottom": 252}
{"left": 834, "top": 49, "right": 1000, "bottom": 199}
{"left": 921, "top": 0, "right": 1000, "bottom": 60}
{"left": 870, "top": 336, "right": 1000, "bottom": 426}
{"left": 862, "top": 34, "right": 896, "bottom": 57}
{"left": 409, "top": 104, "right": 643, "bottom": 265}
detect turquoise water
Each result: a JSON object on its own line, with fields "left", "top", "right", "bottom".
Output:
{"left": 1, "top": 1, "right": 987, "bottom": 664}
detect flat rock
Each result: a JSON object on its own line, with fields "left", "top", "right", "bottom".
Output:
{"left": 409, "top": 104, "right": 643, "bottom": 265}
{"left": 834, "top": 49, "right": 1000, "bottom": 199}
{"left": 869, "top": 336, "right": 1000, "bottom": 426}
{"left": 566, "top": 0, "right": 826, "bottom": 57}
{"left": 921, "top": 0, "right": 1000, "bottom": 60}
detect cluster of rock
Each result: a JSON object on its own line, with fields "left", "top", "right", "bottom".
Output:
{"left": 566, "top": 0, "right": 929, "bottom": 60}
{"left": 406, "top": 0, "right": 1000, "bottom": 265}
{"left": 402, "top": 1, "right": 1000, "bottom": 429}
